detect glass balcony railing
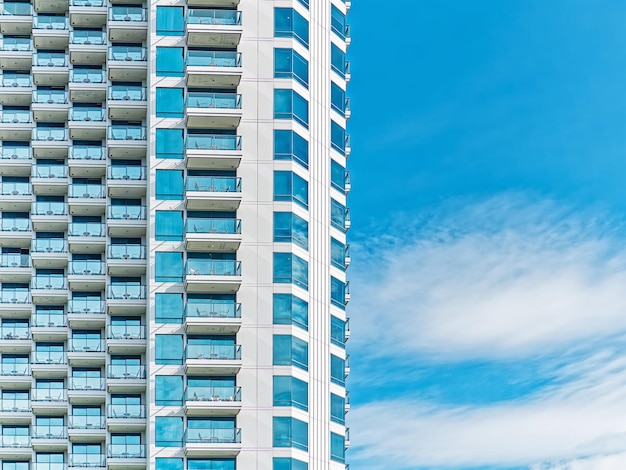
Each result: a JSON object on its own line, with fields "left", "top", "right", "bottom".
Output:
{"left": 0, "top": 253, "right": 30, "bottom": 267}
{"left": 69, "top": 68, "right": 106, "bottom": 84}
{"left": 33, "top": 464, "right": 67, "bottom": 470}
{"left": 32, "top": 201, "right": 68, "bottom": 216}
{"left": 107, "top": 444, "right": 146, "bottom": 459}
{"left": 108, "top": 6, "right": 146, "bottom": 21}
{"left": 69, "top": 260, "right": 105, "bottom": 275}
{"left": 0, "top": 2, "right": 32, "bottom": 15}
{"left": 33, "top": 164, "right": 68, "bottom": 178}
{"left": 185, "top": 300, "right": 241, "bottom": 319}
{"left": 107, "top": 363, "right": 146, "bottom": 379}
{"left": 186, "top": 134, "right": 241, "bottom": 151}
{"left": 0, "top": 434, "right": 29, "bottom": 447}
{"left": 186, "top": 92, "right": 241, "bottom": 110}
{"left": 33, "top": 16, "right": 68, "bottom": 29}
{"left": 32, "top": 312, "right": 65, "bottom": 327}
{"left": 68, "top": 376, "right": 105, "bottom": 390}
{"left": 0, "top": 324, "right": 29, "bottom": 339}
{"left": 107, "top": 324, "right": 145, "bottom": 339}
{"left": 33, "top": 89, "right": 68, "bottom": 104}
{"left": 69, "top": 145, "right": 105, "bottom": 160}
{"left": 1, "top": 181, "right": 30, "bottom": 195}
{"left": 107, "top": 205, "right": 146, "bottom": 220}
{"left": 1, "top": 218, "right": 30, "bottom": 232}
{"left": 69, "top": 455, "right": 106, "bottom": 468}
{"left": 0, "top": 37, "right": 31, "bottom": 51}
{"left": 68, "top": 416, "right": 105, "bottom": 429}
{"left": 108, "top": 165, "right": 146, "bottom": 180}
{"left": 33, "top": 52, "right": 69, "bottom": 67}
{"left": 0, "top": 287, "right": 30, "bottom": 303}
{"left": 186, "top": 176, "right": 241, "bottom": 193}
{"left": 70, "top": 337, "right": 104, "bottom": 352}
{"left": 69, "top": 183, "right": 105, "bottom": 198}
{"left": 32, "top": 274, "right": 66, "bottom": 290}
{"left": 185, "top": 218, "right": 241, "bottom": 235}
{"left": 107, "top": 244, "right": 146, "bottom": 259}
{"left": 1, "top": 74, "right": 31, "bottom": 87}
{"left": 69, "top": 30, "right": 106, "bottom": 45}
{"left": 68, "top": 298, "right": 105, "bottom": 315}
{"left": 32, "top": 425, "right": 67, "bottom": 439}
{"left": 186, "top": 259, "right": 241, "bottom": 276}
{"left": 184, "top": 428, "right": 241, "bottom": 444}
{"left": 69, "top": 107, "right": 105, "bottom": 122}
{"left": 32, "top": 127, "right": 68, "bottom": 141}
{"left": 108, "top": 84, "right": 146, "bottom": 101}
{"left": 107, "top": 404, "right": 145, "bottom": 418}
{"left": 185, "top": 344, "right": 241, "bottom": 360}
{"left": 108, "top": 126, "right": 146, "bottom": 141}
{"left": 32, "top": 350, "right": 66, "bottom": 364}
{"left": 107, "top": 284, "right": 146, "bottom": 300}
{"left": 187, "top": 8, "right": 242, "bottom": 25}
{"left": 32, "top": 238, "right": 67, "bottom": 253}
{"left": 70, "top": 0, "right": 105, "bottom": 5}
{"left": 68, "top": 222, "right": 105, "bottom": 237}
{"left": 1, "top": 110, "right": 31, "bottom": 123}
{"left": 32, "top": 388, "right": 66, "bottom": 401}
{"left": 0, "top": 398, "right": 29, "bottom": 411}
{"left": 187, "top": 50, "right": 241, "bottom": 68}
{"left": 0, "top": 363, "right": 29, "bottom": 376}
{"left": 108, "top": 46, "right": 146, "bottom": 61}
{"left": 0, "top": 145, "right": 31, "bottom": 159}
{"left": 185, "top": 386, "right": 241, "bottom": 402}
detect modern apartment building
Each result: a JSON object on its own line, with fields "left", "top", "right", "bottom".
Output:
{"left": 0, "top": 0, "right": 350, "bottom": 469}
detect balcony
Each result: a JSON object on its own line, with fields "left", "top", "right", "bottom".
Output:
{"left": 34, "top": 0, "right": 69, "bottom": 14}
{"left": 185, "top": 218, "right": 241, "bottom": 252}
{"left": 186, "top": 0, "right": 240, "bottom": 8}
{"left": 107, "top": 443, "right": 146, "bottom": 469}
{"left": 107, "top": 46, "right": 147, "bottom": 81}
{"left": 0, "top": 37, "right": 32, "bottom": 70}
{"left": 31, "top": 274, "right": 68, "bottom": 304}
{"left": 106, "top": 244, "right": 146, "bottom": 275}
{"left": 185, "top": 134, "right": 242, "bottom": 170}
{"left": 69, "top": 0, "right": 107, "bottom": 28}
{"left": 107, "top": 205, "right": 146, "bottom": 237}
{"left": 183, "top": 428, "right": 241, "bottom": 457}
{"left": 0, "top": 218, "right": 31, "bottom": 246}
{"left": 69, "top": 30, "right": 106, "bottom": 65}
{"left": 106, "top": 284, "right": 146, "bottom": 314}
{"left": 68, "top": 144, "right": 105, "bottom": 178}
{"left": 106, "top": 324, "right": 146, "bottom": 354}
{"left": 31, "top": 128, "right": 69, "bottom": 158}
{"left": 185, "top": 301, "right": 241, "bottom": 334}
{"left": 107, "top": 84, "right": 146, "bottom": 120}
{"left": 107, "top": 125, "right": 146, "bottom": 159}
{"left": 0, "top": 287, "right": 31, "bottom": 314}
{"left": 0, "top": 435, "right": 30, "bottom": 457}
{"left": 185, "top": 259, "right": 242, "bottom": 293}
{"left": 31, "top": 425, "right": 68, "bottom": 451}
{"left": 67, "top": 377, "right": 106, "bottom": 403}
{"left": 185, "top": 176, "right": 241, "bottom": 211}
{"left": 186, "top": 9, "right": 242, "bottom": 47}
{"left": 31, "top": 350, "right": 68, "bottom": 378}
{"left": 107, "top": 165, "right": 146, "bottom": 198}
{"left": 68, "top": 338, "right": 106, "bottom": 366}
{"left": 68, "top": 260, "right": 106, "bottom": 290}
{"left": 31, "top": 312, "right": 67, "bottom": 337}
{"left": 32, "top": 52, "right": 69, "bottom": 86}
{"left": 0, "top": 2, "right": 32, "bottom": 35}
{"left": 0, "top": 73, "right": 32, "bottom": 106}
{"left": 68, "top": 183, "right": 106, "bottom": 216}
{"left": 184, "top": 386, "right": 242, "bottom": 416}
{"left": 31, "top": 164, "right": 69, "bottom": 195}
{"left": 108, "top": 6, "right": 147, "bottom": 41}
{"left": 186, "top": 92, "right": 241, "bottom": 129}
{"left": 0, "top": 252, "right": 31, "bottom": 282}
{"left": 68, "top": 68, "right": 106, "bottom": 102}
{"left": 0, "top": 109, "right": 33, "bottom": 140}
{"left": 32, "top": 89, "right": 70, "bottom": 122}
{"left": 31, "top": 388, "right": 68, "bottom": 414}
{"left": 107, "top": 404, "right": 146, "bottom": 432}
{"left": 0, "top": 144, "right": 31, "bottom": 176}
{"left": 185, "top": 344, "right": 242, "bottom": 375}
{"left": 186, "top": 50, "right": 242, "bottom": 87}
{"left": 0, "top": 181, "right": 32, "bottom": 211}
{"left": 32, "top": 16, "right": 69, "bottom": 49}
{"left": 0, "top": 363, "right": 31, "bottom": 388}
{"left": 0, "top": 324, "right": 31, "bottom": 353}
{"left": 68, "top": 452, "right": 106, "bottom": 468}
{"left": 106, "top": 364, "right": 146, "bottom": 393}
{"left": 68, "top": 222, "right": 106, "bottom": 253}
{"left": 30, "top": 239, "right": 67, "bottom": 269}
{"left": 31, "top": 201, "right": 69, "bottom": 231}
{"left": 67, "top": 299, "right": 106, "bottom": 329}
{"left": 68, "top": 106, "right": 106, "bottom": 139}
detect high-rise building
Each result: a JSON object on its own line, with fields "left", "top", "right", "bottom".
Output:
{"left": 0, "top": 0, "right": 350, "bottom": 468}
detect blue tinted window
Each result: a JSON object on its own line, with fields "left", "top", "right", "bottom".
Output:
{"left": 273, "top": 293, "right": 308, "bottom": 330}
{"left": 274, "top": 130, "right": 308, "bottom": 168}
{"left": 273, "top": 458, "right": 308, "bottom": 470}
{"left": 156, "top": 6, "right": 184, "bottom": 36}
{"left": 331, "top": 238, "right": 346, "bottom": 270}
{"left": 273, "top": 417, "right": 308, "bottom": 451}
{"left": 156, "top": 128, "right": 184, "bottom": 159}
{"left": 274, "top": 89, "right": 309, "bottom": 128}
{"left": 330, "top": 315, "right": 345, "bottom": 347}
{"left": 331, "top": 120, "right": 345, "bottom": 154}
{"left": 274, "top": 376, "right": 308, "bottom": 411}
{"left": 275, "top": 48, "right": 309, "bottom": 88}
{"left": 273, "top": 334, "right": 308, "bottom": 371}
{"left": 274, "top": 8, "right": 309, "bottom": 48}
{"left": 330, "top": 432, "right": 345, "bottom": 463}
{"left": 331, "top": 354, "right": 345, "bottom": 386}
{"left": 331, "top": 393, "right": 345, "bottom": 424}
{"left": 156, "top": 47, "right": 184, "bottom": 77}
{"left": 274, "top": 171, "right": 308, "bottom": 209}
{"left": 331, "top": 159, "right": 346, "bottom": 192}
{"left": 155, "top": 252, "right": 183, "bottom": 282}
{"left": 156, "top": 170, "right": 184, "bottom": 200}
{"left": 155, "top": 293, "right": 183, "bottom": 323}
{"left": 188, "top": 459, "right": 235, "bottom": 470}
{"left": 274, "top": 252, "right": 308, "bottom": 290}
{"left": 274, "top": 212, "right": 308, "bottom": 250}
{"left": 331, "top": 44, "right": 346, "bottom": 78}
{"left": 155, "top": 375, "right": 183, "bottom": 406}
{"left": 331, "top": 276, "right": 346, "bottom": 309}
{"left": 155, "top": 211, "right": 183, "bottom": 241}
{"left": 155, "top": 334, "right": 183, "bottom": 365}
{"left": 156, "top": 458, "right": 184, "bottom": 470}
{"left": 156, "top": 417, "right": 183, "bottom": 447}
{"left": 331, "top": 5, "right": 346, "bottom": 39}
{"left": 156, "top": 88, "right": 184, "bottom": 118}
{"left": 331, "top": 81, "right": 346, "bottom": 116}
{"left": 331, "top": 199, "right": 346, "bottom": 231}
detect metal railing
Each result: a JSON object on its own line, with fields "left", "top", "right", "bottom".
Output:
{"left": 108, "top": 6, "right": 146, "bottom": 21}
{"left": 184, "top": 428, "right": 241, "bottom": 444}
{"left": 0, "top": 253, "right": 30, "bottom": 267}
{"left": 185, "top": 301, "right": 241, "bottom": 319}
{"left": 108, "top": 85, "right": 146, "bottom": 101}
{"left": 185, "top": 134, "right": 241, "bottom": 151}
{"left": 69, "top": 338, "right": 104, "bottom": 352}
{"left": 107, "top": 165, "right": 146, "bottom": 180}
{"left": 108, "top": 46, "right": 146, "bottom": 61}
{"left": 69, "top": 69, "right": 105, "bottom": 84}
{"left": 186, "top": 92, "right": 241, "bottom": 109}
{"left": 107, "top": 284, "right": 146, "bottom": 300}
{"left": 107, "top": 205, "right": 146, "bottom": 220}
{"left": 68, "top": 377, "right": 105, "bottom": 391}
{"left": 68, "top": 222, "right": 105, "bottom": 237}
{"left": 107, "top": 324, "right": 145, "bottom": 339}
{"left": 32, "top": 313, "right": 66, "bottom": 327}
{"left": 186, "top": 259, "right": 241, "bottom": 276}
{"left": 32, "top": 388, "right": 67, "bottom": 402}
{"left": 185, "top": 219, "right": 241, "bottom": 235}
{"left": 108, "top": 126, "right": 146, "bottom": 141}
{"left": 185, "top": 176, "right": 241, "bottom": 192}
{"left": 107, "top": 443, "right": 146, "bottom": 458}
{"left": 0, "top": 324, "right": 29, "bottom": 339}
{"left": 69, "top": 145, "right": 105, "bottom": 160}
{"left": 68, "top": 299, "right": 105, "bottom": 315}
{"left": 187, "top": 50, "right": 241, "bottom": 67}
{"left": 106, "top": 364, "right": 146, "bottom": 379}
{"left": 185, "top": 386, "right": 241, "bottom": 402}
{"left": 185, "top": 344, "right": 242, "bottom": 360}
{"left": 70, "top": 30, "right": 105, "bottom": 45}
{"left": 107, "top": 404, "right": 146, "bottom": 418}
{"left": 187, "top": 9, "right": 241, "bottom": 25}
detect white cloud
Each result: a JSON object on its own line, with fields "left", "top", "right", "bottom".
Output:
{"left": 531, "top": 453, "right": 626, "bottom": 470}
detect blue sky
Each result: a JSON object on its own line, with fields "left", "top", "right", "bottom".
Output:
{"left": 346, "top": 1, "right": 626, "bottom": 469}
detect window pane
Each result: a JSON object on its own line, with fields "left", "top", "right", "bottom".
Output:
{"left": 155, "top": 170, "right": 184, "bottom": 200}
{"left": 155, "top": 375, "right": 183, "bottom": 406}
{"left": 155, "top": 211, "right": 183, "bottom": 241}
{"left": 331, "top": 354, "right": 345, "bottom": 386}
{"left": 273, "top": 293, "right": 308, "bottom": 330}
{"left": 273, "top": 458, "right": 308, "bottom": 470}
{"left": 273, "top": 253, "right": 308, "bottom": 290}
{"left": 155, "top": 252, "right": 183, "bottom": 282}
{"left": 273, "top": 375, "right": 308, "bottom": 411}
{"left": 330, "top": 315, "right": 345, "bottom": 347}
{"left": 156, "top": 88, "right": 184, "bottom": 118}
{"left": 273, "top": 417, "right": 308, "bottom": 451}
{"left": 155, "top": 293, "right": 183, "bottom": 324}
{"left": 155, "top": 335, "right": 183, "bottom": 365}
{"left": 274, "top": 48, "right": 308, "bottom": 88}
{"left": 331, "top": 43, "right": 346, "bottom": 78}
{"left": 331, "top": 199, "right": 346, "bottom": 231}
{"left": 274, "top": 89, "right": 309, "bottom": 129}
{"left": 156, "top": 6, "right": 184, "bottom": 36}
{"left": 156, "top": 458, "right": 184, "bottom": 470}
{"left": 274, "top": 8, "right": 309, "bottom": 48}
{"left": 331, "top": 276, "right": 346, "bottom": 309}
{"left": 331, "top": 159, "right": 346, "bottom": 192}
{"left": 331, "top": 393, "right": 345, "bottom": 424}
{"left": 156, "top": 128, "right": 184, "bottom": 159}
{"left": 274, "top": 130, "right": 308, "bottom": 168}
{"left": 274, "top": 212, "right": 308, "bottom": 250}
{"left": 331, "top": 81, "right": 345, "bottom": 116}
{"left": 331, "top": 237, "right": 346, "bottom": 270}
{"left": 330, "top": 432, "right": 345, "bottom": 463}
{"left": 156, "top": 417, "right": 183, "bottom": 447}
{"left": 156, "top": 47, "right": 185, "bottom": 77}
{"left": 331, "top": 120, "right": 345, "bottom": 154}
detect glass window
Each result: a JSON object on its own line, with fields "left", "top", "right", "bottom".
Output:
{"left": 331, "top": 354, "right": 345, "bottom": 386}
{"left": 274, "top": 8, "right": 309, "bottom": 48}
{"left": 273, "top": 417, "right": 308, "bottom": 451}
{"left": 155, "top": 252, "right": 183, "bottom": 282}
{"left": 155, "top": 417, "right": 183, "bottom": 447}
{"left": 331, "top": 199, "right": 346, "bottom": 231}
{"left": 331, "top": 237, "right": 346, "bottom": 270}
{"left": 274, "top": 171, "right": 308, "bottom": 209}
{"left": 155, "top": 293, "right": 183, "bottom": 324}
{"left": 156, "top": 6, "right": 184, "bottom": 36}
{"left": 274, "top": 212, "right": 308, "bottom": 250}
{"left": 155, "top": 335, "right": 183, "bottom": 365}
{"left": 331, "top": 120, "right": 346, "bottom": 154}
{"left": 156, "top": 88, "right": 184, "bottom": 118}
{"left": 274, "top": 129, "right": 308, "bottom": 168}
{"left": 273, "top": 293, "right": 308, "bottom": 330}
{"left": 330, "top": 432, "right": 346, "bottom": 463}
{"left": 274, "top": 89, "right": 309, "bottom": 128}
{"left": 156, "top": 375, "right": 183, "bottom": 406}
{"left": 330, "top": 315, "right": 345, "bottom": 347}
{"left": 274, "top": 48, "right": 309, "bottom": 88}
{"left": 273, "top": 459, "right": 308, "bottom": 470}
{"left": 188, "top": 460, "right": 236, "bottom": 470}
{"left": 156, "top": 128, "right": 184, "bottom": 159}
{"left": 331, "top": 276, "right": 346, "bottom": 309}
{"left": 155, "top": 211, "right": 183, "bottom": 241}
{"left": 2, "top": 463, "right": 29, "bottom": 470}
{"left": 331, "top": 81, "right": 346, "bottom": 116}
{"left": 273, "top": 335, "right": 308, "bottom": 371}
{"left": 156, "top": 458, "right": 184, "bottom": 470}
{"left": 273, "top": 252, "right": 308, "bottom": 290}
{"left": 273, "top": 376, "right": 308, "bottom": 411}
{"left": 331, "top": 5, "right": 346, "bottom": 39}
{"left": 156, "top": 47, "right": 185, "bottom": 77}
{"left": 155, "top": 170, "right": 184, "bottom": 200}
{"left": 331, "top": 43, "right": 346, "bottom": 78}
{"left": 331, "top": 159, "right": 346, "bottom": 192}
{"left": 331, "top": 393, "right": 345, "bottom": 424}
